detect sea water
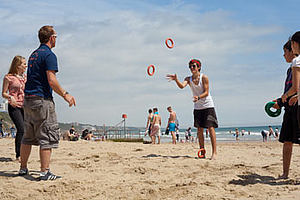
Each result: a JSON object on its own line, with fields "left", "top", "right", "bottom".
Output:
{"left": 143, "top": 125, "right": 281, "bottom": 143}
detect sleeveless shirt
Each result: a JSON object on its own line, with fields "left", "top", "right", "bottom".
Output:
{"left": 189, "top": 74, "right": 214, "bottom": 110}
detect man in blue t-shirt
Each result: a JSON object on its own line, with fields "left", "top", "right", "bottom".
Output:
{"left": 19, "top": 25, "right": 76, "bottom": 181}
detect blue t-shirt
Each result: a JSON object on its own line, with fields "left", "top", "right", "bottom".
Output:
{"left": 25, "top": 44, "right": 58, "bottom": 98}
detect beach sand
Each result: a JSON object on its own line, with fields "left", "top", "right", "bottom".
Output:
{"left": 1, "top": 138, "right": 300, "bottom": 200}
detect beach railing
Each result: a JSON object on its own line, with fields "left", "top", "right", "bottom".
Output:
{"left": 94, "top": 129, "right": 142, "bottom": 140}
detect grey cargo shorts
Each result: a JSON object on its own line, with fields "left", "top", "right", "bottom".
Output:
{"left": 22, "top": 96, "right": 60, "bottom": 149}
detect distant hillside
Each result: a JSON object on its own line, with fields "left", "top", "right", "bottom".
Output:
{"left": 0, "top": 111, "right": 142, "bottom": 133}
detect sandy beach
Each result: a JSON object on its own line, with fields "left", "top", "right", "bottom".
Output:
{"left": 1, "top": 138, "right": 300, "bottom": 200}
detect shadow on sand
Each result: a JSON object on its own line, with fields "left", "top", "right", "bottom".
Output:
{"left": 0, "top": 157, "right": 13, "bottom": 162}
{"left": 229, "top": 173, "right": 300, "bottom": 186}
{"left": 142, "top": 153, "right": 196, "bottom": 159}
{"left": 0, "top": 170, "right": 40, "bottom": 182}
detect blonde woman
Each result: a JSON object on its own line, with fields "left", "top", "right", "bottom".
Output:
{"left": 2, "top": 55, "right": 27, "bottom": 161}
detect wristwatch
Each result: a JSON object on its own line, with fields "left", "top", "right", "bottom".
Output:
{"left": 63, "top": 91, "right": 69, "bottom": 97}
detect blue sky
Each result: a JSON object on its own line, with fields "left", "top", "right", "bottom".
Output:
{"left": 0, "top": 0, "right": 299, "bottom": 128}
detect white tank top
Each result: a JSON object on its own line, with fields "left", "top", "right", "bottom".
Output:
{"left": 189, "top": 74, "right": 214, "bottom": 110}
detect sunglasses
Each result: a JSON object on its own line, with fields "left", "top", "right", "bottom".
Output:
{"left": 189, "top": 65, "right": 197, "bottom": 69}
{"left": 52, "top": 34, "right": 57, "bottom": 38}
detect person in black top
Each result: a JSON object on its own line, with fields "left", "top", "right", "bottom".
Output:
{"left": 272, "top": 40, "right": 299, "bottom": 179}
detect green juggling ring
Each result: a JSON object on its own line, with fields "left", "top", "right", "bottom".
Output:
{"left": 265, "top": 102, "right": 281, "bottom": 117}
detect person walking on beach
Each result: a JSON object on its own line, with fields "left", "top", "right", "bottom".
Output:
{"left": 273, "top": 40, "right": 299, "bottom": 179}
{"left": 167, "top": 106, "right": 177, "bottom": 144}
{"left": 18, "top": 25, "right": 76, "bottom": 181}
{"left": 235, "top": 128, "right": 239, "bottom": 141}
{"left": 145, "top": 109, "right": 153, "bottom": 136}
{"left": 185, "top": 127, "right": 192, "bottom": 142}
{"left": 2, "top": 55, "right": 27, "bottom": 161}
{"left": 10, "top": 125, "right": 16, "bottom": 138}
{"left": 275, "top": 127, "right": 279, "bottom": 139}
{"left": 150, "top": 108, "right": 161, "bottom": 144}
{"left": 166, "top": 59, "right": 218, "bottom": 159}
{"left": 0, "top": 119, "right": 4, "bottom": 138}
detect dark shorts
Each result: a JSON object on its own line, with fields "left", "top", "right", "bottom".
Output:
{"left": 22, "top": 96, "right": 60, "bottom": 149}
{"left": 193, "top": 108, "right": 218, "bottom": 128}
{"left": 148, "top": 124, "right": 152, "bottom": 135}
{"left": 279, "top": 106, "right": 300, "bottom": 144}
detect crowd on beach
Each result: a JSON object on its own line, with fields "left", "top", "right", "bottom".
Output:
{"left": 231, "top": 126, "right": 280, "bottom": 142}
{"left": 62, "top": 125, "right": 104, "bottom": 141}
{"left": 0, "top": 119, "right": 16, "bottom": 138}
{"left": 1, "top": 24, "right": 300, "bottom": 182}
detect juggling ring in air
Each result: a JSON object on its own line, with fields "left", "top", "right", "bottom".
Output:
{"left": 264, "top": 102, "right": 281, "bottom": 117}
{"left": 147, "top": 65, "right": 155, "bottom": 76}
{"left": 198, "top": 148, "right": 206, "bottom": 158}
{"left": 165, "top": 38, "right": 174, "bottom": 49}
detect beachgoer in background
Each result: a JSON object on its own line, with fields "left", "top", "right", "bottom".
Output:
{"left": 19, "top": 25, "right": 76, "bottom": 181}
{"left": 2, "top": 55, "right": 27, "bottom": 161}
{"left": 185, "top": 127, "right": 192, "bottom": 143}
{"left": 167, "top": 106, "right": 177, "bottom": 145}
{"left": 175, "top": 117, "right": 179, "bottom": 140}
{"left": 165, "top": 127, "right": 169, "bottom": 135}
{"left": 261, "top": 130, "right": 268, "bottom": 142}
{"left": 70, "top": 125, "right": 75, "bottom": 135}
{"left": 84, "top": 131, "right": 96, "bottom": 140}
{"left": 145, "top": 109, "right": 153, "bottom": 136}
{"left": 282, "top": 31, "right": 300, "bottom": 128}
{"left": 81, "top": 129, "right": 89, "bottom": 140}
{"left": 66, "top": 126, "right": 78, "bottom": 141}
{"left": 166, "top": 59, "right": 218, "bottom": 159}
{"left": 248, "top": 131, "right": 250, "bottom": 135}
{"left": 0, "top": 119, "right": 3, "bottom": 138}
{"left": 150, "top": 108, "right": 161, "bottom": 144}
{"left": 268, "top": 126, "right": 275, "bottom": 138}
{"left": 273, "top": 40, "right": 300, "bottom": 179}
{"left": 235, "top": 128, "right": 239, "bottom": 141}
{"left": 176, "top": 129, "right": 179, "bottom": 142}
{"left": 10, "top": 125, "right": 16, "bottom": 138}
{"left": 275, "top": 127, "right": 279, "bottom": 139}
{"left": 185, "top": 128, "right": 189, "bottom": 142}
{"left": 241, "top": 129, "right": 245, "bottom": 136}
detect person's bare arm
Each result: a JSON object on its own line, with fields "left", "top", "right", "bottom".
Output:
{"left": 2, "top": 76, "right": 18, "bottom": 107}
{"left": 46, "top": 70, "right": 76, "bottom": 107}
{"left": 146, "top": 116, "right": 150, "bottom": 129}
{"left": 282, "top": 67, "right": 300, "bottom": 102}
{"left": 166, "top": 74, "right": 189, "bottom": 89}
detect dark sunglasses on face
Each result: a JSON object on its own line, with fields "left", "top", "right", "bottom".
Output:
{"left": 189, "top": 65, "right": 197, "bottom": 69}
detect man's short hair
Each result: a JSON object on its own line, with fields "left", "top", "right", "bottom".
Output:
{"left": 167, "top": 106, "right": 172, "bottom": 110}
{"left": 153, "top": 108, "right": 158, "bottom": 112}
{"left": 148, "top": 109, "right": 152, "bottom": 113}
{"left": 38, "top": 25, "right": 54, "bottom": 44}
